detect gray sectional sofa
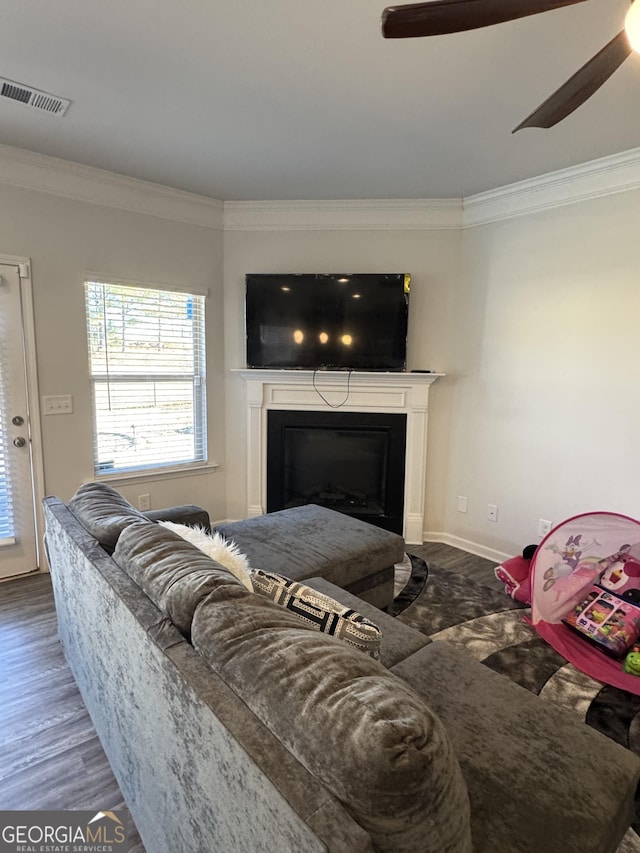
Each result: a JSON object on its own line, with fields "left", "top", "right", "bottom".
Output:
{"left": 43, "top": 483, "right": 640, "bottom": 853}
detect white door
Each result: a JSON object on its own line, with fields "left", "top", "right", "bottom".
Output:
{"left": 0, "top": 262, "right": 38, "bottom": 578}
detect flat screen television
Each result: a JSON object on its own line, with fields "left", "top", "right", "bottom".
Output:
{"left": 245, "top": 273, "right": 409, "bottom": 371}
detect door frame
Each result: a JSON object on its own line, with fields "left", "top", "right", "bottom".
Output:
{"left": 1, "top": 253, "right": 45, "bottom": 572}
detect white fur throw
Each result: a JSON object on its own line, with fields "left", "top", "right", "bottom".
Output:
{"left": 159, "top": 521, "right": 253, "bottom": 591}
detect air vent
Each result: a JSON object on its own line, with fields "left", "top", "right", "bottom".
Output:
{"left": 0, "top": 78, "right": 70, "bottom": 116}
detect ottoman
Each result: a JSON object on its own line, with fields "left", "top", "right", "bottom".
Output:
{"left": 214, "top": 504, "right": 405, "bottom": 608}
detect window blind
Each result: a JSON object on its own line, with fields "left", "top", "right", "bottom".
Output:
{"left": 85, "top": 281, "right": 207, "bottom": 475}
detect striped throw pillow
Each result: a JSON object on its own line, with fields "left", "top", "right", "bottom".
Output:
{"left": 249, "top": 569, "right": 382, "bottom": 659}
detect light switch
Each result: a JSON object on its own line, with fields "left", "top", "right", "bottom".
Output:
{"left": 43, "top": 395, "right": 73, "bottom": 415}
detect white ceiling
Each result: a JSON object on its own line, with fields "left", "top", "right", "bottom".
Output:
{"left": 2, "top": 0, "right": 639, "bottom": 201}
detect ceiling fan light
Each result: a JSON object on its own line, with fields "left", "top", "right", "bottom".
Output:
{"left": 625, "top": 0, "right": 640, "bottom": 53}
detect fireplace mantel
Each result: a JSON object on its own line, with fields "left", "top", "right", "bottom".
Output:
{"left": 233, "top": 369, "right": 443, "bottom": 544}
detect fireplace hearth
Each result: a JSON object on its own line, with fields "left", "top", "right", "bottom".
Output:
{"left": 267, "top": 410, "right": 407, "bottom": 534}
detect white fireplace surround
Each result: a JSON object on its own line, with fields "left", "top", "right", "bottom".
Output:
{"left": 235, "top": 369, "right": 443, "bottom": 545}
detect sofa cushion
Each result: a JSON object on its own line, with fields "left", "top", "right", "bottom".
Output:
{"left": 68, "top": 481, "right": 148, "bottom": 551}
{"left": 214, "top": 504, "right": 405, "bottom": 590}
{"left": 391, "top": 641, "right": 640, "bottom": 853}
{"left": 113, "top": 521, "right": 246, "bottom": 637}
{"left": 159, "top": 521, "right": 253, "bottom": 591}
{"left": 249, "top": 569, "right": 382, "bottom": 659}
{"left": 191, "top": 588, "right": 472, "bottom": 853}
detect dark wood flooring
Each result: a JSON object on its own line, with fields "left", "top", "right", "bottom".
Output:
{"left": 0, "top": 572, "right": 144, "bottom": 852}
{"left": 410, "top": 541, "right": 501, "bottom": 590}
{"left": 0, "top": 542, "right": 494, "bottom": 852}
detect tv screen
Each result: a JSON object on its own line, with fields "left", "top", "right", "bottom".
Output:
{"left": 245, "top": 273, "right": 409, "bottom": 371}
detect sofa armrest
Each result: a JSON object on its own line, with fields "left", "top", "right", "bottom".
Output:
{"left": 145, "top": 504, "right": 210, "bottom": 530}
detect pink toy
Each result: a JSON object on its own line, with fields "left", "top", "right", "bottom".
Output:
{"left": 563, "top": 585, "right": 640, "bottom": 659}
{"left": 531, "top": 511, "right": 640, "bottom": 695}
{"left": 495, "top": 544, "right": 537, "bottom": 605}
{"left": 600, "top": 557, "right": 640, "bottom": 596}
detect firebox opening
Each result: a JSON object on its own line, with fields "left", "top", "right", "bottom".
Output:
{"left": 267, "top": 410, "right": 406, "bottom": 534}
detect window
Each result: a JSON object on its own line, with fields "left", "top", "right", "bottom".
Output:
{"left": 84, "top": 281, "right": 206, "bottom": 476}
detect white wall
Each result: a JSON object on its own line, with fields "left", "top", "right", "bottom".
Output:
{"left": 0, "top": 178, "right": 227, "bottom": 521}
{"left": 222, "top": 225, "right": 463, "bottom": 527}
{"left": 223, "top": 186, "right": 640, "bottom": 559}
{"left": 445, "top": 188, "right": 640, "bottom": 557}
{"left": 5, "top": 147, "right": 639, "bottom": 561}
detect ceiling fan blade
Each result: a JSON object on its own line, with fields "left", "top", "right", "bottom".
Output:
{"left": 381, "top": 0, "right": 586, "bottom": 39}
{"left": 513, "top": 29, "right": 632, "bottom": 131}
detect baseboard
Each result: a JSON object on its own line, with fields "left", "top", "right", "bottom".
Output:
{"left": 422, "top": 531, "right": 511, "bottom": 564}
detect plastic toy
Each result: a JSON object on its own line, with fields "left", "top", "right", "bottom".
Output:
{"left": 623, "top": 645, "right": 640, "bottom": 676}
{"left": 495, "top": 544, "right": 537, "bottom": 605}
{"left": 563, "top": 586, "right": 640, "bottom": 658}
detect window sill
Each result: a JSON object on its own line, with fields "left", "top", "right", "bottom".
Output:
{"left": 94, "top": 461, "right": 219, "bottom": 487}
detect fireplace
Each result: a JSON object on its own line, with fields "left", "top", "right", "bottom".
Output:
{"left": 267, "top": 410, "right": 407, "bottom": 534}
{"left": 235, "top": 369, "right": 442, "bottom": 544}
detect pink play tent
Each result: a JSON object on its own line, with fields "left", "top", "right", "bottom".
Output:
{"left": 531, "top": 511, "right": 640, "bottom": 694}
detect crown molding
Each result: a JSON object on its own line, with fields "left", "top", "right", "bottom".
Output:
{"left": 0, "top": 143, "right": 224, "bottom": 229}
{"left": 463, "top": 146, "right": 640, "bottom": 227}
{"left": 222, "top": 198, "right": 463, "bottom": 231}
{"left": 224, "top": 148, "right": 640, "bottom": 231}
{"left": 1, "top": 140, "right": 638, "bottom": 232}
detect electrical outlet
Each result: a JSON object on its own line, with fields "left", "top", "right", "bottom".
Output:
{"left": 487, "top": 504, "right": 498, "bottom": 523}
{"left": 138, "top": 494, "right": 151, "bottom": 511}
{"left": 538, "top": 518, "right": 552, "bottom": 537}
{"left": 43, "top": 394, "right": 73, "bottom": 415}
{"left": 456, "top": 495, "right": 468, "bottom": 513}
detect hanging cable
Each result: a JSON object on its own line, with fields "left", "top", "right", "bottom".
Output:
{"left": 312, "top": 368, "right": 353, "bottom": 408}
